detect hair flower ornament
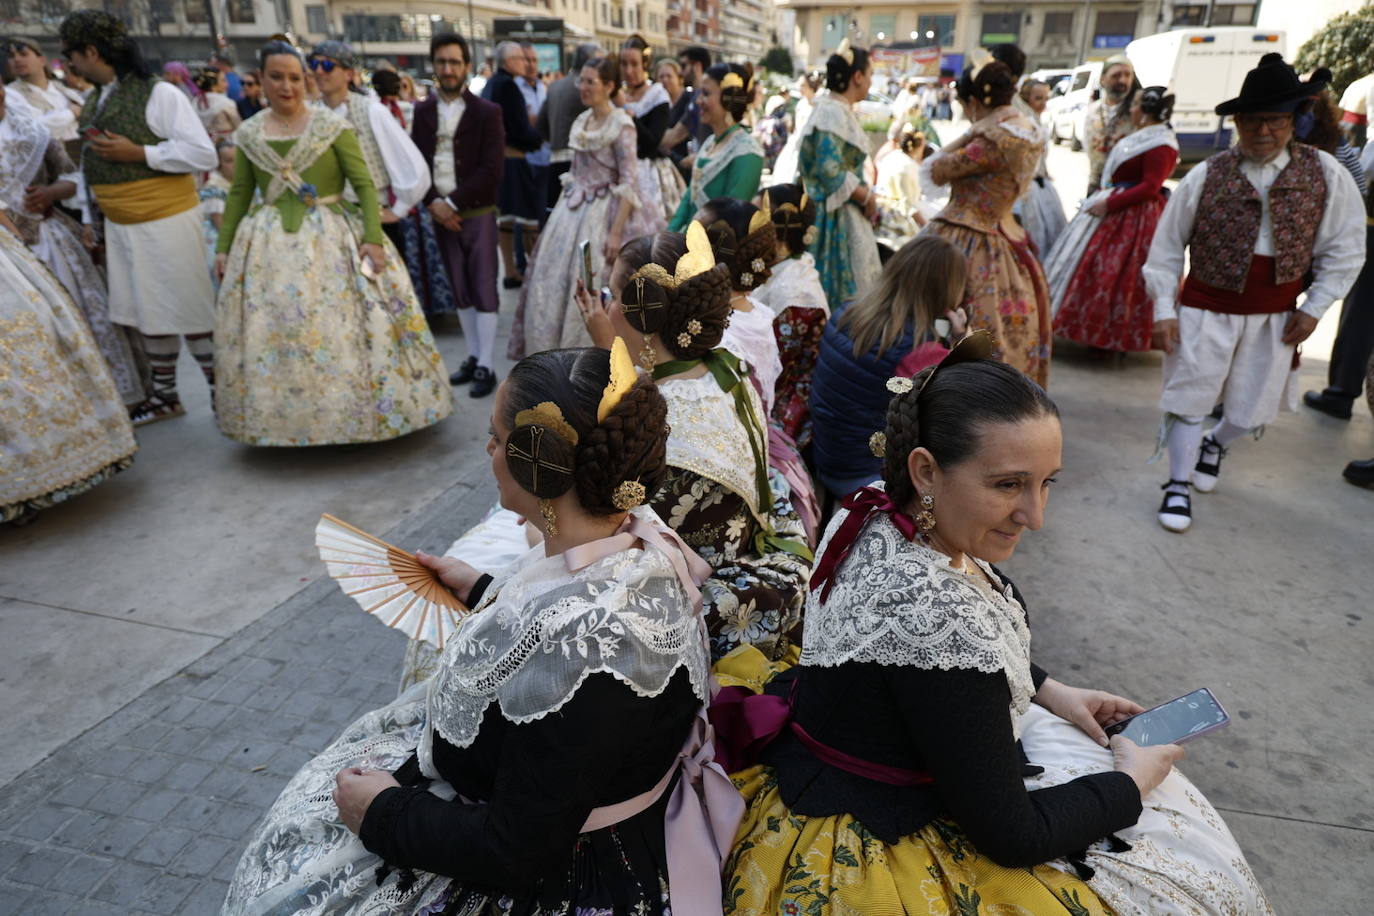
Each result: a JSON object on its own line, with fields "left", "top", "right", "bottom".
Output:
{"left": 869, "top": 431, "right": 888, "bottom": 458}
{"left": 612, "top": 479, "right": 647, "bottom": 511}
{"left": 751, "top": 258, "right": 766, "bottom": 273}
{"left": 886, "top": 376, "right": 915, "bottom": 395}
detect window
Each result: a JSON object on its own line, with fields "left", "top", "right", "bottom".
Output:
{"left": 916, "top": 14, "right": 955, "bottom": 48}
{"left": 227, "top": 0, "right": 254, "bottom": 23}
{"left": 342, "top": 12, "right": 464, "bottom": 42}
{"left": 869, "top": 13, "right": 895, "bottom": 41}
{"left": 306, "top": 3, "right": 327, "bottom": 33}
{"left": 1212, "top": 3, "right": 1255, "bottom": 24}
{"left": 183, "top": 0, "right": 207, "bottom": 24}
{"left": 979, "top": 11, "right": 1020, "bottom": 45}
{"left": 1043, "top": 11, "right": 1072, "bottom": 38}
{"left": 1093, "top": 10, "right": 1136, "bottom": 41}
{"left": 0, "top": 0, "right": 19, "bottom": 19}
{"left": 821, "top": 13, "right": 847, "bottom": 52}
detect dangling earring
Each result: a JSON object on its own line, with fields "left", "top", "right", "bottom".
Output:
{"left": 915, "top": 493, "right": 936, "bottom": 533}
{"left": 539, "top": 498, "right": 558, "bottom": 537}
{"left": 639, "top": 338, "right": 657, "bottom": 369}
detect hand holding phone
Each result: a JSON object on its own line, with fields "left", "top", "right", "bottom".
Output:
{"left": 82, "top": 127, "right": 106, "bottom": 141}
{"left": 580, "top": 239, "right": 594, "bottom": 292}
{"left": 1104, "top": 688, "right": 1229, "bottom": 747}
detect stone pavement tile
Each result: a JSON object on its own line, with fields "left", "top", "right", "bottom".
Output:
{"left": 84, "top": 778, "right": 146, "bottom": 817}
{"left": 129, "top": 825, "right": 195, "bottom": 867}
{"left": 169, "top": 833, "right": 236, "bottom": 876}
{"left": 134, "top": 871, "right": 200, "bottom": 914}
{"left": 84, "top": 815, "right": 154, "bottom": 858}
{"left": 0, "top": 883, "right": 31, "bottom": 916}
{"left": 48, "top": 812, "right": 108, "bottom": 851}
{"left": 54, "top": 854, "right": 114, "bottom": 897}
{"left": 205, "top": 802, "right": 265, "bottom": 841}
{"left": 2, "top": 846, "right": 75, "bottom": 887}
{"left": 47, "top": 776, "right": 107, "bottom": 810}
{"left": 8, "top": 806, "right": 72, "bottom": 843}
{"left": 88, "top": 860, "right": 161, "bottom": 907}
{"left": 124, "top": 787, "right": 187, "bottom": 823}
{"left": 89, "top": 749, "right": 176, "bottom": 786}
{"left": 162, "top": 760, "right": 214, "bottom": 793}
{"left": 180, "top": 879, "right": 230, "bottom": 912}
{"left": 0, "top": 840, "right": 30, "bottom": 875}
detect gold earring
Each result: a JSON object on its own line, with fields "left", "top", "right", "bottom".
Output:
{"left": 916, "top": 493, "right": 936, "bottom": 533}
{"left": 539, "top": 499, "right": 558, "bottom": 537}
{"left": 639, "top": 339, "right": 657, "bottom": 369}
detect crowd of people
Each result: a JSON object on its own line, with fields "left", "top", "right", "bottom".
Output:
{"left": 2, "top": 12, "right": 1371, "bottom": 914}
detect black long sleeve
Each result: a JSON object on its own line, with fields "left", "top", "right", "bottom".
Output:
{"left": 359, "top": 672, "right": 696, "bottom": 892}
{"left": 889, "top": 665, "right": 1141, "bottom": 867}
{"left": 632, "top": 102, "right": 670, "bottom": 159}
{"left": 492, "top": 74, "right": 543, "bottom": 152}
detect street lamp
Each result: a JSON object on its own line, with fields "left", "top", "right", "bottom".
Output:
{"left": 925, "top": 29, "right": 934, "bottom": 39}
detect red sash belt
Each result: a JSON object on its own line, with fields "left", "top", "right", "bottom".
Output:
{"left": 1180, "top": 255, "right": 1302, "bottom": 315}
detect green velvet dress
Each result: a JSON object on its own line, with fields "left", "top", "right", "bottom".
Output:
{"left": 214, "top": 109, "right": 452, "bottom": 446}
{"left": 667, "top": 124, "right": 765, "bottom": 232}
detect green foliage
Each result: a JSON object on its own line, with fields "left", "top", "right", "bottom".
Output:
{"left": 762, "top": 46, "right": 795, "bottom": 77}
{"left": 1293, "top": 2, "right": 1374, "bottom": 99}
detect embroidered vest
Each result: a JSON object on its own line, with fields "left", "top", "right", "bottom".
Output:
{"left": 78, "top": 76, "right": 166, "bottom": 185}
{"left": 343, "top": 93, "right": 389, "bottom": 194}
{"left": 1188, "top": 145, "right": 1327, "bottom": 293}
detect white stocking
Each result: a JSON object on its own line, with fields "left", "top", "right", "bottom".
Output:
{"left": 1167, "top": 415, "right": 1206, "bottom": 483}
{"left": 1210, "top": 418, "right": 1251, "bottom": 448}
{"left": 475, "top": 311, "right": 499, "bottom": 371}
{"left": 455, "top": 307, "right": 479, "bottom": 362}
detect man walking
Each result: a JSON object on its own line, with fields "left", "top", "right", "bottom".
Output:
{"left": 1303, "top": 184, "right": 1374, "bottom": 426}
{"left": 1084, "top": 55, "right": 1136, "bottom": 194}
{"left": 1144, "top": 54, "right": 1364, "bottom": 532}
{"left": 482, "top": 41, "right": 545, "bottom": 289}
{"left": 539, "top": 42, "right": 599, "bottom": 211}
{"left": 412, "top": 33, "right": 505, "bottom": 398}
{"left": 60, "top": 10, "right": 218, "bottom": 425}
{"left": 310, "top": 40, "right": 428, "bottom": 258}
{"left": 516, "top": 42, "right": 550, "bottom": 257}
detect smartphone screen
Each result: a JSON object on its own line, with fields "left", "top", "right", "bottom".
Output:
{"left": 580, "top": 240, "right": 593, "bottom": 291}
{"left": 1105, "top": 688, "right": 1229, "bottom": 746}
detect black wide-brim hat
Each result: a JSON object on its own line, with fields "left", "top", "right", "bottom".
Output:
{"left": 1215, "top": 52, "right": 1326, "bottom": 115}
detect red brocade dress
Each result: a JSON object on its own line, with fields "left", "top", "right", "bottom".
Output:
{"left": 1053, "top": 144, "right": 1179, "bottom": 351}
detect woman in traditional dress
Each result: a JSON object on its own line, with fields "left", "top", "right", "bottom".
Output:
{"left": 213, "top": 42, "right": 451, "bottom": 446}
{"left": 0, "top": 213, "right": 137, "bottom": 526}
{"left": 618, "top": 35, "right": 683, "bottom": 228}
{"left": 874, "top": 124, "right": 929, "bottom": 248}
{"left": 924, "top": 61, "right": 1053, "bottom": 387}
{"left": 0, "top": 82, "right": 144, "bottom": 409}
{"left": 770, "top": 70, "right": 821, "bottom": 185}
{"left": 1016, "top": 78, "right": 1068, "bottom": 259}
{"left": 578, "top": 226, "right": 812, "bottom": 661}
{"left": 666, "top": 63, "right": 764, "bottom": 232}
{"left": 751, "top": 183, "right": 827, "bottom": 448}
{"left": 199, "top": 138, "right": 235, "bottom": 291}
{"left": 717, "top": 338, "right": 1274, "bottom": 915}
{"left": 798, "top": 42, "right": 882, "bottom": 312}
{"left": 509, "top": 54, "right": 657, "bottom": 358}
{"left": 226, "top": 345, "right": 742, "bottom": 915}
{"left": 192, "top": 67, "right": 241, "bottom": 142}
{"left": 1048, "top": 87, "right": 1179, "bottom": 354}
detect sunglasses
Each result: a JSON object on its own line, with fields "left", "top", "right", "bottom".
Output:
{"left": 308, "top": 58, "right": 338, "bottom": 73}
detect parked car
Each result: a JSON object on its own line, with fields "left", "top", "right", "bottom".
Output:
{"left": 854, "top": 90, "right": 896, "bottom": 124}
{"left": 1127, "top": 26, "right": 1286, "bottom": 163}
{"left": 1047, "top": 62, "right": 1101, "bottom": 150}
{"left": 1028, "top": 68, "right": 1074, "bottom": 94}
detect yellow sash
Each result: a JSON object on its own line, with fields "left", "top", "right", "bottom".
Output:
{"left": 91, "top": 174, "right": 198, "bottom": 225}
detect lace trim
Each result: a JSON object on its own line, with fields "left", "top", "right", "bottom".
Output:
{"left": 801, "top": 506, "right": 1035, "bottom": 734}
{"left": 0, "top": 105, "right": 49, "bottom": 212}
{"left": 622, "top": 81, "right": 670, "bottom": 118}
{"left": 754, "top": 254, "right": 830, "bottom": 317}
{"left": 236, "top": 107, "right": 347, "bottom": 205}
{"left": 422, "top": 513, "right": 711, "bottom": 755}
{"left": 796, "top": 93, "right": 870, "bottom": 155}
{"left": 570, "top": 107, "right": 634, "bottom": 152}
{"left": 690, "top": 126, "right": 764, "bottom": 211}
{"left": 661, "top": 372, "right": 769, "bottom": 524}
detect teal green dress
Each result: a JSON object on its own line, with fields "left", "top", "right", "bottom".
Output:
{"left": 667, "top": 124, "right": 764, "bottom": 231}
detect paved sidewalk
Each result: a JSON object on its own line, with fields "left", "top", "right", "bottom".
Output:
{"left": 0, "top": 476, "right": 496, "bottom": 915}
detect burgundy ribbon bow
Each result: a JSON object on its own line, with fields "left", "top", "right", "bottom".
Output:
{"left": 810, "top": 486, "right": 919, "bottom": 602}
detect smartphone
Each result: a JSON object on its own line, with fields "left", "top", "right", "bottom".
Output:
{"left": 360, "top": 255, "right": 378, "bottom": 280}
{"left": 82, "top": 126, "right": 105, "bottom": 141}
{"left": 1104, "top": 688, "right": 1230, "bottom": 747}
{"left": 579, "top": 239, "right": 594, "bottom": 291}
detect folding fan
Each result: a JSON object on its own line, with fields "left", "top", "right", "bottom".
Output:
{"left": 315, "top": 514, "right": 469, "bottom": 649}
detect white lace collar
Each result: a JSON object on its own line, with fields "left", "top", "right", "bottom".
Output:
{"left": 796, "top": 92, "right": 870, "bottom": 156}
{"left": 419, "top": 507, "right": 710, "bottom": 767}
{"left": 570, "top": 106, "right": 633, "bottom": 152}
{"left": 800, "top": 502, "right": 1035, "bottom": 736}
{"left": 659, "top": 371, "right": 770, "bottom": 526}
{"left": 754, "top": 253, "right": 830, "bottom": 318}
{"left": 1102, "top": 122, "right": 1178, "bottom": 185}
{"left": 622, "top": 80, "right": 669, "bottom": 117}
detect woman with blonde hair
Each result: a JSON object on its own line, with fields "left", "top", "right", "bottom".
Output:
{"left": 810, "top": 234, "right": 968, "bottom": 497}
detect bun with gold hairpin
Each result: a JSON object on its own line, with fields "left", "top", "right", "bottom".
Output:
{"left": 697, "top": 197, "right": 777, "bottom": 291}
{"left": 759, "top": 183, "right": 817, "bottom": 256}
{"left": 573, "top": 338, "right": 670, "bottom": 516}
{"left": 617, "top": 225, "right": 732, "bottom": 360}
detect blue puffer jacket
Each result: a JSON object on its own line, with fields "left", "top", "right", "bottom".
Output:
{"left": 810, "top": 313, "right": 915, "bottom": 498}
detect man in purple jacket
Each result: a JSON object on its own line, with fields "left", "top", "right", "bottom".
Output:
{"left": 412, "top": 32, "right": 506, "bottom": 397}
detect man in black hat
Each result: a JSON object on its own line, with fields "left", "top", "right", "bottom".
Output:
{"left": 1143, "top": 53, "right": 1364, "bottom": 533}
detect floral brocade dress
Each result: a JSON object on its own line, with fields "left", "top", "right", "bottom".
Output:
{"left": 214, "top": 109, "right": 452, "bottom": 446}
{"left": 925, "top": 118, "right": 1052, "bottom": 387}
{"left": 752, "top": 253, "right": 829, "bottom": 449}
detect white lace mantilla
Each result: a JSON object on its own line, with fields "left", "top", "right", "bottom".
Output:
{"left": 753, "top": 253, "right": 830, "bottom": 317}
{"left": 622, "top": 80, "right": 670, "bottom": 118}
{"left": 569, "top": 106, "right": 634, "bottom": 152}
{"left": 660, "top": 371, "right": 770, "bottom": 525}
{"left": 796, "top": 92, "right": 870, "bottom": 157}
{"left": 420, "top": 507, "right": 710, "bottom": 768}
{"left": 801, "top": 505, "right": 1036, "bottom": 734}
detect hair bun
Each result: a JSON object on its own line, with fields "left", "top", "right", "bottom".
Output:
{"left": 506, "top": 424, "right": 577, "bottom": 498}
{"left": 621, "top": 274, "right": 671, "bottom": 335}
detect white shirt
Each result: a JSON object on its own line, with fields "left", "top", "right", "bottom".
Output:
{"left": 7, "top": 78, "right": 82, "bottom": 140}
{"left": 330, "top": 97, "right": 430, "bottom": 219}
{"left": 432, "top": 93, "right": 466, "bottom": 198}
{"left": 1143, "top": 147, "right": 1365, "bottom": 323}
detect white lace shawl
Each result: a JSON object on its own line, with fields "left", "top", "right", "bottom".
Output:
{"left": 690, "top": 125, "right": 764, "bottom": 210}
{"left": 796, "top": 92, "right": 870, "bottom": 154}
{"left": 569, "top": 106, "right": 634, "bottom": 152}
{"left": 1102, "top": 122, "right": 1178, "bottom": 188}
{"left": 235, "top": 107, "right": 347, "bottom": 205}
{"left": 0, "top": 104, "right": 50, "bottom": 213}
{"left": 419, "top": 508, "right": 710, "bottom": 771}
{"left": 622, "top": 80, "right": 670, "bottom": 118}
{"left": 753, "top": 253, "right": 831, "bottom": 318}
{"left": 801, "top": 503, "right": 1036, "bottom": 737}
{"left": 660, "top": 371, "right": 770, "bottom": 526}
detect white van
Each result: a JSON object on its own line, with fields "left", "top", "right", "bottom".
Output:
{"left": 1127, "top": 26, "right": 1286, "bottom": 163}
{"left": 1047, "top": 62, "right": 1102, "bottom": 150}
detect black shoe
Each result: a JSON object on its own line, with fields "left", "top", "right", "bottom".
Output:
{"left": 1192, "top": 434, "right": 1227, "bottom": 493}
{"left": 1343, "top": 458, "right": 1374, "bottom": 488}
{"left": 449, "top": 355, "right": 478, "bottom": 386}
{"left": 469, "top": 366, "right": 497, "bottom": 398}
{"left": 502, "top": 277, "right": 523, "bottom": 290}
{"left": 1157, "top": 480, "right": 1193, "bottom": 532}
{"left": 1302, "top": 390, "right": 1353, "bottom": 420}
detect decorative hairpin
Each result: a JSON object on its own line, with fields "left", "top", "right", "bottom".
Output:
{"left": 836, "top": 38, "right": 853, "bottom": 66}
{"left": 621, "top": 222, "right": 716, "bottom": 333}
{"left": 612, "top": 479, "right": 647, "bottom": 511}
{"left": 597, "top": 337, "right": 637, "bottom": 422}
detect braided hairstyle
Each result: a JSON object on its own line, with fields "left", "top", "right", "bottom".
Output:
{"left": 615, "top": 232, "right": 732, "bottom": 360}
{"left": 758, "top": 183, "right": 816, "bottom": 257}
{"left": 955, "top": 61, "right": 1016, "bottom": 109}
{"left": 705, "top": 61, "right": 753, "bottom": 123}
{"left": 1137, "top": 85, "right": 1175, "bottom": 124}
{"left": 695, "top": 198, "right": 776, "bottom": 291}
{"left": 502, "top": 348, "right": 669, "bottom": 516}
{"left": 880, "top": 360, "right": 1058, "bottom": 509}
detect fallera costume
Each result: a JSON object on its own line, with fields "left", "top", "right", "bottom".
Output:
{"left": 752, "top": 252, "right": 829, "bottom": 449}
{"left": 0, "top": 225, "right": 136, "bottom": 524}
{"left": 1016, "top": 108, "right": 1068, "bottom": 258}
{"left": 1, "top": 102, "right": 144, "bottom": 408}
{"left": 797, "top": 94, "right": 882, "bottom": 311}
{"left": 667, "top": 124, "right": 764, "bottom": 232}
{"left": 717, "top": 488, "right": 1275, "bottom": 915}
{"left": 1048, "top": 122, "right": 1179, "bottom": 351}
{"left": 623, "top": 81, "right": 685, "bottom": 228}
{"left": 925, "top": 114, "right": 1053, "bottom": 386}
{"left": 214, "top": 109, "right": 452, "bottom": 446}
{"left": 509, "top": 107, "right": 657, "bottom": 357}
{"left": 224, "top": 507, "right": 743, "bottom": 915}
{"left": 198, "top": 168, "right": 232, "bottom": 293}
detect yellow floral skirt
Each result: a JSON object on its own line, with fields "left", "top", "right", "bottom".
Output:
{"left": 715, "top": 646, "right": 1111, "bottom": 916}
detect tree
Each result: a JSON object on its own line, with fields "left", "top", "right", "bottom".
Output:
{"left": 1293, "top": 2, "right": 1374, "bottom": 100}
{"left": 760, "top": 46, "right": 793, "bottom": 77}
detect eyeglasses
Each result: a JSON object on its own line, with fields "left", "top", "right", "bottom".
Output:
{"left": 1235, "top": 113, "right": 1293, "bottom": 131}
{"left": 308, "top": 58, "right": 338, "bottom": 73}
